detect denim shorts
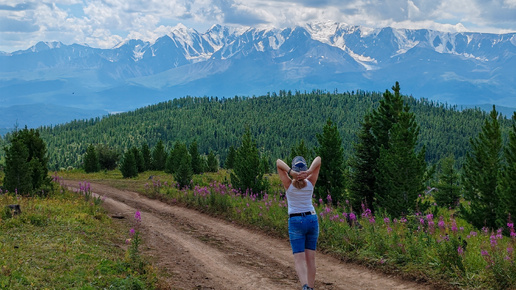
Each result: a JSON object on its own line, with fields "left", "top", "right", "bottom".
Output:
{"left": 288, "top": 214, "right": 319, "bottom": 254}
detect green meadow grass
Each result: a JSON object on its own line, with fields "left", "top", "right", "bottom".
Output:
{"left": 14, "top": 169, "right": 516, "bottom": 289}
{"left": 0, "top": 181, "right": 158, "bottom": 289}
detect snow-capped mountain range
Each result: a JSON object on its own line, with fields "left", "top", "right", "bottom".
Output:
{"left": 1, "top": 22, "right": 515, "bottom": 129}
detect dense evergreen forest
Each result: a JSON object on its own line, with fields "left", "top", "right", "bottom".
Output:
{"left": 0, "top": 89, "right": 512, "bottom": 171}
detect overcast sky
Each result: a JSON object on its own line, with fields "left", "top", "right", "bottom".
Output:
{"left": 1, "top": 0, "right": 515, "bottom": 52}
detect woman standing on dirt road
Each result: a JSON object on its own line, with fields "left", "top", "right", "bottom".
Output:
{"left": 277, "top": 156, "right": 322, "bottom": 290}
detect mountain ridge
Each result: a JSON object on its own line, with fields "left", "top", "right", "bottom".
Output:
{"left": 0, "top": 22, "right": 515, "bottom": 129}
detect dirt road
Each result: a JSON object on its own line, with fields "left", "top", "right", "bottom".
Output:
{"left": 63, "top": 180, "right": 432, "bottom": 290}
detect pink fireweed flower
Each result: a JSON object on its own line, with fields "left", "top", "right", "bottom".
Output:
{"left": 369, "top": 217, "right": 375, "bottom": 224}
{"left": 319, "top": 198, "right": 323, "bottom": 205}
{"left": 134, "top": 211, "right": 141, "bottom": 222}
{"left": 508, "top": 222, "right": 514, "bottom": 229}
{"left": 349, "top": 213, "right": 356, "bottom": 221}
{"left": 419, "top": 218, "right": 425, "bottom": 225}
{"left": 451, "top": 219, "right": 458, "bottom": 232}
{"left": 327, "top": 194, "right": 332, "bottom": 204}
{"left": 490, "top": 235, "right": 497, "bottom": 247}
{"left": 458, "top": 246, "right": 464, "bottom": 255}
{"left": 362, "top": 208, "right": 372, "bottom": 218}
{"left": 496, "top": 229, "right": 503, "bottom": 239}
{"left": 399, "top": 217, "right": 407, "bottom": 223}
{"left": 470, "top": 231, "right": 478, "bottom": 237}
{"left": 438, "top": 216, "right": 445, "bottom": 229}
{"left": 129, "top": 228, "right": 135, "bottom": 236}
{"left": 481, "top": 250, "right": 489, "bottom": 256}
{"left": 387, "top": 227, "right": 393, "bottom": 233}
{"left": 384, "top": 217, "right": 390, "bottom": 224}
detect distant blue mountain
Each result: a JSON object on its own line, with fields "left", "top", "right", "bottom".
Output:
{"left": 0, "top": 22, "right": 515, "bottom": 129}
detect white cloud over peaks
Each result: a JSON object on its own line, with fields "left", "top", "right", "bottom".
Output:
{"left": 0, "top": 0, "right": 514, "bottom": 52}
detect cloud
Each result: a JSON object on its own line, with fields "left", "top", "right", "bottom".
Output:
{"left": 0, "top": 0, "right": 514, "bottom": 52}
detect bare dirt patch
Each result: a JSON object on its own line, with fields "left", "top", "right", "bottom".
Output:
{"left": 63, "top": 180, "right": 433, "bottom": 290}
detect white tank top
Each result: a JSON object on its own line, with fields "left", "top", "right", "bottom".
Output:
{"left": 286, "top": 180, "right": 315, "bottom": 215}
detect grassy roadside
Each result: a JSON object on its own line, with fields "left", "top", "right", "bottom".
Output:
{"left": 0, "top": 177, "right": 158, "bottom": 289}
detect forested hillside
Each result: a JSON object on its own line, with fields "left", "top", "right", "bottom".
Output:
{"left": 1, "top": 89, "right": 511, "bottom": 171}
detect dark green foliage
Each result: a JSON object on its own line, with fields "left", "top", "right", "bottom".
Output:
{"left": 314, "top": 119, "right": 345, "bottom": 205}
{"left": 260, "top": 155, "right": 271, "bottom": 174}
{"left": 151, "top": 140, "right": 167, "bottom": 171}
{"left": 140, "top": 143, "right": 151, "bottom": 171}
{"left": 461, "top": 106, "right": 504, "bottom": 229}
{"left": 2, "top": 128, "right": 50, "bottom": 195}
{"left": 130, "top": 147, "right": 145, "bottom": 173}
{"left": 375, "top": 121, "right": 428, "bottom": 217}
{"left": 120, "top": 150, "right": 138, "bottom": 178}
{"left": 349, "top": 83, "right": 428, "bottom": 217}
{"left": 230, "top": 128, "right": 268, "bottom": 196}
{"left": 96, "top": 144, "right": 119, "bottom": 170}
{"left": 225, "top": 146, "right": 236, "bottom": 169}
{"left": 84, "top": 144, "right": 100, "bottom": 173}
{"left": 3, "top": 139, "right": 31, "bottom": 194}
{"left": 189, "top": 140, "right": 202, "bottom": 174}
{"left": 13, "top": 90, "right": 505, "bottom": 172}
{"left": 499, "top": 112, "right": 516, "bottom": 222}
{"left": 348, "top": 114, "right": 376, "bottom": 211}
{"left": 166, "top": 141, "right": 187, "bottom": 174}
{"left": 434, "top": 155, "right": 461, "bottom": 209}
{"left": 174, "top": 152, "right": 193, "bottom": 189}
{"left": 207, "top": 150, "right": 219, "bottom": 172}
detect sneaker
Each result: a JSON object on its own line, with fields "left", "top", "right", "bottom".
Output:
{"left": 302, "top": 284, "right": 309, "bottom": 290}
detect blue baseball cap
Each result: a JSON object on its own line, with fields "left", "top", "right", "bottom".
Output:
{"left": 292, "top": 156, "right": 308, "bottom": 172}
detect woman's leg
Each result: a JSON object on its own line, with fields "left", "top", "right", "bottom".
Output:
{"left": 305, "top": 249, "right": 316, "bottom": 287}
{"left": 293, "top": 252, "right": 308, "bottom": 286}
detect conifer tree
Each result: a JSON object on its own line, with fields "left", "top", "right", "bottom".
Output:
{"left": 151, "top": 140, "right": 167, "bottom": 171}
{"left": 174, "top": 153, "right": 193, "bottom": 189}
{"left": 3, "top": 139, "right": 31, "bottom": 194}
{"left": 499, "top": 112, "right": 516, "bottom": 221}
{"left": 207, "top": 150, "right": 219, "bottom": 172}
{"left": 374, "top": 116, "right": 427, "bottom": 217}
{"left": 141, "top": 143, "right": 151, "bottom": 171}
{"left": 3, "top": 128, "right": 50, "bottom": 195}
{"left": 96, "top": 144, "right": 119, "bottom": 170}
{"left": 84, "top": 144, "right": 100, "bottom": 173}
{"left": 131, "top": 147, "right": 145, "bottom": 173}
{"left": 349, "top": 82, "right": 428, "bottom": 216}
{"left": 231, "top": 128, "right": 268, "bottom": 196}
{"left": 461, "top": 106, "right": 503, "bottom": 229}
{"left": 348, "top": 114, "right": 376, "bottom": 211}
{"left": 189, "top": 140, "right": 202, "bottom": 174}
{"left": 120, "top": 149, "right": 138, "bottom": 178}
{"left": 225, "top": 146, "right": 236, "bottom": 169}
{"left": 314, "top": 119, "right": 345, "bottom": 204}
{"left": 434, "top": 155, "right": 461, "bottom": 209}
{"left": 166, "top": 141, "right": 187, "bottom": 174}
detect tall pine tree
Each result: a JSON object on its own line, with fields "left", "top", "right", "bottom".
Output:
{"left": 141, "top": 143, "right": 151, "bottom": 171}
{"left": 434, "top": 154, "right": 461, "bottom": 209}
{"left": 225, "top": 146, "right": 236, "bottom": 169}
{"left": 174, "top": 153, "right": 193, "bottom": 189}
{"left": 151, "top": 140, "right": 167, "bottom": 171}
{"left": 230, "top": 128, "right": 268, "bottom": 196}
{"left": 499, "top": 112, "right": 516, "bottom": 222}
{"left": 120, "top": 149, "right": 138, "bottom": 178}
{"left": 314, "top": 119, "right": 345, "bottom": 205}
{"left": 461, "top": 106, "right": 503, "bottom": 229}
{"left": 84, "top": 144, "right": 100, "bottom": 173}
{"left": 189, "top": 140, "right": 203, "bottom": 174}
{"left": 3, "top": 139, "right": 31, "bottom": 194}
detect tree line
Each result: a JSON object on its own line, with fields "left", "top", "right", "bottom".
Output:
{"left": 1, "top": 84, "right": 515, "bottom": 231}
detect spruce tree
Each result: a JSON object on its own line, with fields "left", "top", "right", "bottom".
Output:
{"left": 434, "top": 155, "right": 461, "bottom": 209}
{"left": 230, "top": 128, "right": 268, "bottom": 196}
{"left": 374, "top": 116, "right": 427, "bottom": 217}
{"left": 151, "top": 140, "right": 167, "bottom": 171}
{"left": 3, "top": 128, "right": 50, "bottom": 195}
{"left": 499, "top": 112, "right": 516, "bottom": 222}
{"left": 120, "top": 150, "right": 138, "bottom": 178}
{"left": 130, "top": 147, "right": 145, "bottom": 173}
{"left": 96, "top": 144, "right": 119, "bottom": 170}
{"left": 461, "top": 106, "right": 503, "bottom": 229}
{"left": 207, "top": 150, "right": 219, "bottom": 172}
{"left": 3, "top": 139, "right": 31, "bottom": 194}
{"left": 314, "top": 119, "right": 345, "bottom": 205}
{"left": 84, "top": 144, "right": 100, "bottom": 173}
{"left": 141, "top": 143, "right": 151, "bottom": 171}
{"left": 225, "top": 146, "right": 236, "bottom": 169}
{"left": 174, "top": 153, "right": 193, "bottom": 189}
{"left": 348, "top": 114, "right": 376, "bottom": 211}
{"left": 189, "top": 140, "right": 202, "bottom": 174}
{"left": 166, "top": 141, "right": 186, "bottom": 174}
